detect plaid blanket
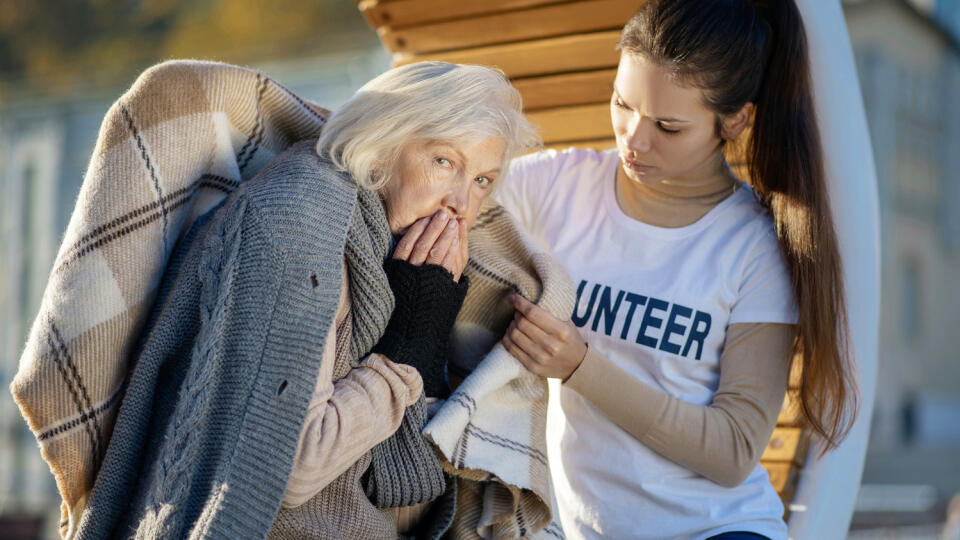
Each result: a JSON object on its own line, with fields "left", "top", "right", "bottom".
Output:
{"left": 431, "top": 206, "right": 573, "bottom": 539}
{"left": 9, "top": 59, "right": 569, "bottom": 539}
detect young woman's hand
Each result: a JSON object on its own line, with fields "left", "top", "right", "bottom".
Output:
{"left": 502, "top": 294, "right": 588, "bottom": 381}
{"left": 392, "top": 209, "right": 469, "bottom": 281}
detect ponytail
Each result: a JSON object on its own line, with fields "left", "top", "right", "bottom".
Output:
{"left": 619, "top": 0, "right": 859, "bottom": 451}
{"left": 749, "top": 0, "right": 858, "bottom": 451}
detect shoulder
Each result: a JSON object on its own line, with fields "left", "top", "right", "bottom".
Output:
{"left": 721, "top": 187, "right": 798, "bottom": 322}
{"left": 509, "top": 147, "right": 615, "bottom": 180}
{"left": 497, "top": 147, "right": 617, "bottom": 232}
{"left": 501, "top": 148, "right": 616, "bottom": 210}
{"left": 233, "top": 140, "right": 359, "bottom": 243}
{"left": 242, "top": 140, "right": 356, "bottom": 216}
{"left": 708, "top": 184, "right": 787, "bottom": 277}
{"left": 192, "top": 141, "right": 363, "bottom": 275}
{"left": 727, "top": 183, "right": 773, "bottom": 224}
{"left": 711, "top": 184, "right": 780, "bottom": 249}
{"left": 739, "top": 187, "right": 783, "bottom": 257}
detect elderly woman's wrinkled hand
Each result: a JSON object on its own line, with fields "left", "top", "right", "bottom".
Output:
{"left": 392, "top": 209, "right": 469, "bottom": 282}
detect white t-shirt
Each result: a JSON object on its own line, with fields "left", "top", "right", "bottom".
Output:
{"left": 495, "top": 148, "right": 797, "bottom": 540}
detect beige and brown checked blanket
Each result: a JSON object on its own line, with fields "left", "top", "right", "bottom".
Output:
{"left": 429, "top": 202, "right": 573, "bottom": 540}
{"left": 10, "top": 60, "right": 331, "bottom": 538}
{"left": 10, "top": 59, "right": 572, "bottom": 539}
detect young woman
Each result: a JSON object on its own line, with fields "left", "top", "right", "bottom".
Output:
{"left": 496, "top": 1, "right": 859, "bottom": 538}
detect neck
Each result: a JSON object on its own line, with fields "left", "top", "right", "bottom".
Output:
{"left": 615, "top": 149, "right": 740, "bottom": 227}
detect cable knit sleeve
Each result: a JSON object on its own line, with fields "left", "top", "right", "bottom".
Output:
{"left": 281, "top": 284, "right": 424, "bottom": 508}
{"left": 564, "top": 322, "right": 794, "bottom": 487}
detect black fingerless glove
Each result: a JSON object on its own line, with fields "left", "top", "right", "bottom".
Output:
{"left": 372, "top": 258, "right": 469, "bottom": 399}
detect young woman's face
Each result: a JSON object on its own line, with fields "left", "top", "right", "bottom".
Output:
{"left": 611, "top": 52, "right": 724, "bottom": 186}
{"left": 381, "top": 136, "right": 504, "bottom": 235}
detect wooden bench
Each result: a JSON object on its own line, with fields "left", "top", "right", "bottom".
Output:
{"left": 765, "top": 357, "right": 807, "bottom": 515}
{"left": 356, "top": 0, "right": 807, "bottom": 512}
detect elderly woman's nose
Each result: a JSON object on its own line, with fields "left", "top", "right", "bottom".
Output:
{"left": 444, "top": 177, "right": 471, "bottom": 215}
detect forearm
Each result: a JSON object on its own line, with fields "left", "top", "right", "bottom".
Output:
{"left": 565, "top": 323, "right": 793, "bottom": 487}
{"left": 642, "top": 387, "right": 783, "bottom": 487}
{"left": 372, "top": 258, "right": 468, "bottom": 398}
{"left": 282, "top": 353, "right": 422, "bottom": 508}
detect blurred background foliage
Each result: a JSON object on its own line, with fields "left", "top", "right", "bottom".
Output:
{"left": 0, "top": 0, "right": 368, "bottom": 101}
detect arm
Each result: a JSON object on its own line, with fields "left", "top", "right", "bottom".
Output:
{"left": 282, "top": 308, "right": 423, "bottom": 508}
{"left": 565, "top": 322, "right": 794, "bottom": 487}
{"left": 284, "top": 211, "right": 469, "bottom": 509}
{"left": 503, "top": 296, "right": 792, "bottom": 485}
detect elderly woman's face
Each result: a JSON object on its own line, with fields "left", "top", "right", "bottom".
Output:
{"left": 381, "top": 137, "right": 505, "bottom": 235}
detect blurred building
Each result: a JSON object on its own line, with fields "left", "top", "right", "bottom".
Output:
{"left": 844, "top": 0, "right": 960, "bottom": 532}
{"left": 0, "top": 107, "right": 67, "bottom": 538}
{"left": 936, "top": 0, "right": 960, "bottom": 38}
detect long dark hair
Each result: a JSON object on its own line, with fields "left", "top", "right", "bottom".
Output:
{"left": 618, "top": 0, "right": 858, "bottom": 451}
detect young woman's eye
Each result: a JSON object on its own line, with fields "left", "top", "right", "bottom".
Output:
{"left": 474, "top": 176, "right": 491, "bottom": 187}
{"left": 613, "top": 96, "right": 629, "bottom": 109}
{"left": 657, "top": 122, "right": 680, "bottom": 134}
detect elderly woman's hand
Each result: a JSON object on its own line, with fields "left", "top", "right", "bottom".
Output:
{"left": 375, "top": 208, "right": 470, "bottom": 398}
{"left": 392, "top": 209, "right": 469, "bottom": 282}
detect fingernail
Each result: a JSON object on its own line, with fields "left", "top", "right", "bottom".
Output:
{"left": 447, "top": 220, "right": 457, "bottom": 230}
{"left": 438, "top": 209, "right": 449, "bottom": 220}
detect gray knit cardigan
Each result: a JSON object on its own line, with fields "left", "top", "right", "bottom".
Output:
{"left": 75, "top": 142, "right": 393, "bottom": 539}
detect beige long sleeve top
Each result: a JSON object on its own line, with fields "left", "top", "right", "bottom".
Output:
{"left": 281, "top": 274, "right": 423, "bottom": 508}
{"left": 564, "top": 321, "right": 795, "bottom": 487}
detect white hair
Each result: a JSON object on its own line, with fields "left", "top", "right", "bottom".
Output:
{"left": 316, "top": 62, "right": 541, "bottom": 191}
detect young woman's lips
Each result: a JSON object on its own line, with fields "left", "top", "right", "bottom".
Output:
{"left": 623, "top": 156, "right": 656, "bottom": 173}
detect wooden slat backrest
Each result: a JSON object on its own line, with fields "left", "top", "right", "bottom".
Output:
{"left": 761, "top": 357, "right": 807, "bottom": 513}
{"left": 513, "top": 69, "right": 617, "bottom": 111}
{"left": 394, "top": 31, "right": 622, "bottom": 80}
{"left": 526, "top": 103, "right": 612, "bottom": 143}
{"left": 358, "top": 0, "right": 806, "bottom": 508}
{"left": 358, "top": 0, "right": 568, "bottom": 30}
{"left": 370, "top": 0, "right": 642, "bottom": 55}
{"left": 543, "top": 138, "right": 616, "bottom": 151}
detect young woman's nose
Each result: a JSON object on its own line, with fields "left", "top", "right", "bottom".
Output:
{"left": 625, "top": 117, "right": 653, "bottom": 153}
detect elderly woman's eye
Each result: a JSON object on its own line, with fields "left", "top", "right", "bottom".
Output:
{"left": 474, "top": 176, "right": 491, "bottom": 187}
{"left": 435, "top": 157, "right": 451, "bottom": 167}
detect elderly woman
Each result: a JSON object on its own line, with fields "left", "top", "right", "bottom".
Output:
{"left": 75, "top": 62, "right": 539, "bottom": 539}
